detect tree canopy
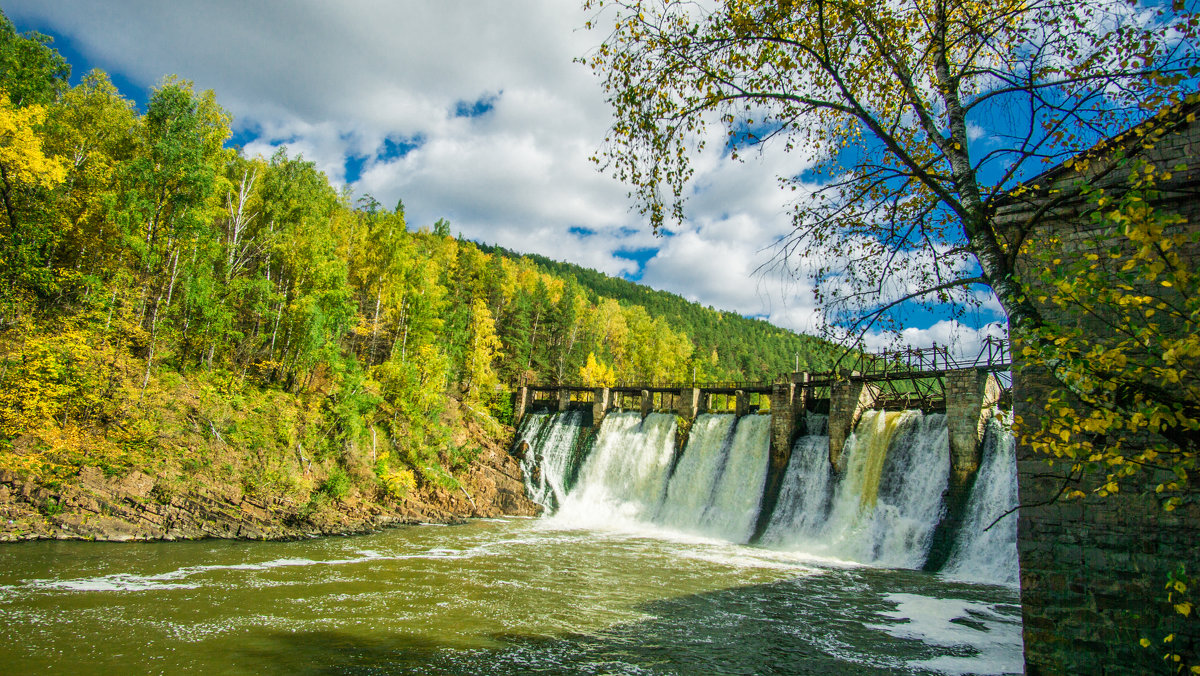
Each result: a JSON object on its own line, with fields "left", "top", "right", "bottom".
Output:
{"left": 581, "top": 0, "right": 1199, "bottom": 340}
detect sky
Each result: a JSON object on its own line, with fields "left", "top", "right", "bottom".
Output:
{"left": 4, "top": 0, "right": 1006, "bottom": 354}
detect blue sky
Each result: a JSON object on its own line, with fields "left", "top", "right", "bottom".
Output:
{"left": 5, "top": 0, "right": 1006, "bottom": 352}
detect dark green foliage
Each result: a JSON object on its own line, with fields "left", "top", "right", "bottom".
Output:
{"left": 319, "top": 466, "right": 350, "bottom": 501}
{"left": 475, "top": 242, "right": 840, "bottom": 379}
{"left": 0, "top": 15, "right": 69, "bottom": 107}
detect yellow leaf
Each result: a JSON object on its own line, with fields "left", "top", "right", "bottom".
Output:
{"left": 1175, "top": 602, "right": 1192, "bottom": 617}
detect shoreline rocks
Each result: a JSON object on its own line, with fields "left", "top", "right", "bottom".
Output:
{"left": 0, "top": 442, "right": 540, "bottom": 543}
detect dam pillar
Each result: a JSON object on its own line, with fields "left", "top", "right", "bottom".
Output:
{"left": 828, "top": 372, "right": 878, "bottom": 469}
{"left": 677, "top": 387, "right": 700, "bottom": 419}
{"left": 944, "top": 369, "right": 1003, "bottom": 482}
{"left": 792, "top": 371, "right": 811, "bottom": 435}
{"left": 792, "top": 372, "right": 810, "bottom": 417}
{"left": 593, "top": 388, "right": 611, "bottom": 429}
{"left": 557, "top": 389, "right": 570, "bottom": 412}
{"left": 640, "top": 389, "right": 651, "bottom": 419}
{"left": 769, "top": 383, "right": 796, "bottom": 458}
{"left": 753, "top": 382, "right": 798, "bottom": 542}
{"left": 514, "top": 386, "right": 529, "bottom": 424}
{"left": 925, "top": 369, "right": 1004, "bottom": 573}
{"left": 735, "top": 390, "right": 748, "bottom": 417}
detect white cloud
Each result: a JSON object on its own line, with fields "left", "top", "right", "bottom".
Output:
{"left": 861, "top": 320, "right": 1008, "bottom": 359}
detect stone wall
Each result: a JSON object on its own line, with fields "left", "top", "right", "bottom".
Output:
{"left": 999, "top": 102, "right": 1200, "bottom": 673}
{"left": 828, "top": 376, "right": 879, "bottom": 467}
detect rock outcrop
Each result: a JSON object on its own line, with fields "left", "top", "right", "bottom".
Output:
{"left": 0, "top": 440, "right": 539, "bottom": 543}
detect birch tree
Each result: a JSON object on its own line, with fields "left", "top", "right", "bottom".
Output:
{"left": 581, "top": 0, "right": 1199, "bottom": 338}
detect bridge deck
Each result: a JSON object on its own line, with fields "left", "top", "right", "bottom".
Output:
{"left": 522, "top": 338, "right": 1011, "bottom": 394}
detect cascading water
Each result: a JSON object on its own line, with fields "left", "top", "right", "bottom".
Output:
{"left": 942, "top": 416, "right": 1020, "bottom": 586}
{"left": 655, "top": 414, "right": 737, "bottom": 531}
{"left": 514, "top": 410, "right": 589, "bottom": 511}
{"left": 695, "top": 414, "right": 771, "bottom": 542}
{"left": 520, "top": 402, "right": 1017, "bottom": 587}
{"left": 866, "top": 412, "right": 951, "bottom": 568}
{"left": 760, "top": 415, "right": 832, "bottom": 543}
{"left": 552, "top": 412, "right": 678, "bottom": 529}
{"left": 761, "top": 411, "right": 950, "bottom": 568}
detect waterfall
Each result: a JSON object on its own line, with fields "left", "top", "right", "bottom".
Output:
{"left": 514, "top": 410, "right": 588, "bottom": 511}
{"left": 763, "top": 411, "right": 949, "bottom": 569}
{"left": 866, "top": 412, "right": 951, "bottom": 568}
{"left": 696, "top": 414, "right": 771, "bottom": 542}
{"left": 552, "top": 412, "right": 678, "bottom": 529}
{"left": 518, "top": 401, "right": 1018, "bottom": 585}
{"left": 942, "top": 417, "right": 1020, "bottom": 586}
{"left": 655, "top": 414, "right": 737, "bottom": 531}
{"left": 760, "top": 415, "right": 832, "bottom": 543}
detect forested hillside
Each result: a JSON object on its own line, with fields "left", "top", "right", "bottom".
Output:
{"left": 0, "top": 15, "right": 835, "bottom": 510}
{"left": 476, "top": 243, "right": 840, "bottom": 379}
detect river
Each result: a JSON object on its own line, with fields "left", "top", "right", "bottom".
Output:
{"left": 0, "top": 517, "right": 1021, "bottom": 674}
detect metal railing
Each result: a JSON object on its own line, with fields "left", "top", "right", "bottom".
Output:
{"left": 851, "top": 336, "right": 1011, "bottom": 379}
{"left": 522, "top": 337, "right": 1011, "bottom": 393}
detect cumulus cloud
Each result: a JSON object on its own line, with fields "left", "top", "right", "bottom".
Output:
{"left": 861, "top": 320, "right": 1008, "bottom": 359}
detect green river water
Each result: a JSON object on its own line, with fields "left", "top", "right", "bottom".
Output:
{"left": 0, "top": 518, "right": 1022, "bottom": 674}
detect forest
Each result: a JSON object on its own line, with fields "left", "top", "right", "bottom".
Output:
{"left": 0, "top": 15, "right": 837, "bottom": 504}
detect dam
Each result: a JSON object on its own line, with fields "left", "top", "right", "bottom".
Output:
{"left": 511, "top": 339, "right": 1017, "bottom": 584}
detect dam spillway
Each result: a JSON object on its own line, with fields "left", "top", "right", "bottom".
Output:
{"left": 516, "top": 407, "right": 1020, "bottom": 585}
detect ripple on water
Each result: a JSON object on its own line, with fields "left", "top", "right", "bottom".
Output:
{"left": 0, "top": 520, "right": 1023, "bottom": 675}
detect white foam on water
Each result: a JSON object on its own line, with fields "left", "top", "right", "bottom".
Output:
{"left": 868, "top": 592, "right": 1023, "bottom": 675}
{"left": 674, "top": 549, "right": 821, "bottom": 572}
{"left": 19, "top": 544, "right": 513, "bottom": 593}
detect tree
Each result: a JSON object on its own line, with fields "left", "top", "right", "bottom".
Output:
{"left": 581, "top": 0, "right": 1199, "bottom": 340}
{"left": 580, "top": 351, "right": 617, "bottom": 386}
{"left": 0, "top": 89, "right": 66, "bottom": 287}
{"left": 0, "top": 14, "right": 68, "bottom": 108}
{"left": 116, "top": 77, "right": 230, "bottom": 391}
{"left": 43, "top": 70, "right": 137, "bottom": 281}
{"left": 463, "top": 298, "right": 503, "bottom": 403}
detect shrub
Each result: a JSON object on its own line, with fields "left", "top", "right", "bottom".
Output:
{"left": 319, "top": 466, "right": 350, "bottom": 501}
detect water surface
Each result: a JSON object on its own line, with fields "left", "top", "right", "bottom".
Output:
{"left": 0, "top": 518, "right": 1021, "bottom": 674}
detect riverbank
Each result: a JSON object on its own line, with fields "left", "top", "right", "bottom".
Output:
{"left": 0, "top": 435, "right": 539, "bottom": 543}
